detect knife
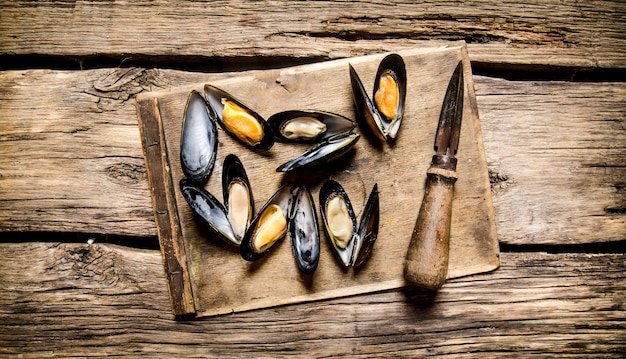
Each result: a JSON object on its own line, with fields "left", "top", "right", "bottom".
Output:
{"left": 404, "top": 61, "right": 464, "bottom": 290}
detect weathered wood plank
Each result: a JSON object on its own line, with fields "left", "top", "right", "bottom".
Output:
{"left": 477, "top": 78, "right": 626, "bottom": 245}
{"left": 0, "top": 0, "right": 625, "bottom": 68}
{"left": 0, "top": 68, "right": 213, "bottom": 237}
{"left": 1, "top": 68, "right": 623, "bottom": 244}
{"left": 0, "top": 242, "right": 623, "bottom": 357}
{"left": 136, "top": 96, "right": 196, "bottom": 317}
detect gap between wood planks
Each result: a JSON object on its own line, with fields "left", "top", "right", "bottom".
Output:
{"left": 1, "top": 232, "right": 160, "bottom": 250}
{"left": 1, "top": 54, "right": 626, "bottom": 82}
{"left": 2, "top": 232, "right": 625, "bottom": 255}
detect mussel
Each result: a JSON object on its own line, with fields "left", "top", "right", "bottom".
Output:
{"left": 268, "top": 110, "right": 356, "bottom": 143}
{"left": 270, "top": 111, "right": 360, "bottom": 173}
{"left": 349, "top": 53, "right": 406, "bottom": 143}
{"left": 290, "top": 185, "right": 320, "bottom": 274}
{"left": 319, "top": 180, "right": 379, "bottom": 267}
{"left": 180, "top": 90, "right": 218, "bottom": 183}
{"left": 222, "top": 154, "right": 254, "bottom": 243}
{"left": 180, "top": 154, "right": 254, "bottom": 247}
{"left": 276, "top": 132, "right": 360, "bottom": 172}
{"left": 203, "top": 84, "right": 275, "bottom": 150}
{"left": 240, "top": 184, "right": 296, "bottom": 261}
{"left": 180, "top": 179, "right": 238, "bottom": 246}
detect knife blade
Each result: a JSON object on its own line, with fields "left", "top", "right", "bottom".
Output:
{"left": 403, "top": 61, "right": 464, "bottom": 290}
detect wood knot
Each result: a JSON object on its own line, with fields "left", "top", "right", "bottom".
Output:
{"left": 46, "top": 243, "right": 142, "bottom": 293}
{"left": 105, "top": 162, "right": 146, "bottom": 184}
{"left": 489, "top": 168, "right": 512, "bottom": 194}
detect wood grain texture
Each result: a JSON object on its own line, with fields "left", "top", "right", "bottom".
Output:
{"left": 0, "top": 68, "right": 623, "bottom": 244}
{"left": 0, "top": 242, "right": 623, "bottom": 357}
{"left": 0, "top": 68, "right": 157, "bottom": 236}
{"left": 136, "top": 97, "right": 196, "bottom": 316}
{"left": 477, "top": 77, "right": 626, "bottom": 245}
{"left": 0, "top": 68, "right": 225, "bottom": 236}
{"left": 0, "top": 0, "right": 625, "bottom": 68}
{"left": 0, "top": 1, "right": 622, "bottom": 356}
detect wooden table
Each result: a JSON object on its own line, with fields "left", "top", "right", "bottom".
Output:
{"left": 1, "top": 1, "right": 624, "bottom": 357}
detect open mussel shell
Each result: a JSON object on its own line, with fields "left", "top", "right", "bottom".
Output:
{"left": 350, "top": 64, "right": 386, "bottom": 143}
{"left": 203, "top": 84, "right": 275, "bottom": 150}
{"left": 180, "top": 179, "right": 239, "bottom": 247}
{"left": 319, "top": 180, "right": 379, "bottom": 268}
{"left": 349, "top": 53, "right": 406, "bottom": 143}
{"left": 319, "top": 180, "right": 358, "bottom": 267}
{"left": 353, "top": 184, "right": 379, "bottom": 267}
{"left": 222, "top": 154, "right": 254, "bottom": 243}
{"left": 373, "top": 54, "right": 406, "bottom": 140}
{"left": 240, "top": 184, "right": 296, "bottom": 261}
{"left": 267, "top": 110, "right": 356, "bottom": 143}
{"left": 276, "top": 131, "right": 360, "bottom": 172}
{"left": 290, "top": 185, "right": 320, "bottom": 274}
{"left": 180, "top": 90, "right": 218, "bottom": 183}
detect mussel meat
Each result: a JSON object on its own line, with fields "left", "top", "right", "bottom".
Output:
{"left": 240, "top": 184, "right": 296, "bottom": 261}
{"left": 222, "top": 154, "right": 254, "bottom": 242}
{"left": 180, "top": 90, "right": 218, "bottom": 183}
{"left": 203, "top": 84, "right": 275, "bottom": 150}
{"left": 319, "top": 180, "right": 357, "bottom": 267}
{"left": 319, "top": 180, "right": 379, "bottom": 267}
{"left": 180, "top": 179, "right": 238, "bottom": 246}
{"left": 276, "top": 131, "right": 360, "bottom": 172}
{"left": 349, "top": 53, "right": 406, "bottom": 143}
{"left": 268, "top": 110, "right": 356, "bottom": 143}
{"left": 290, "top": 185, "right": 320, "bottom": 274}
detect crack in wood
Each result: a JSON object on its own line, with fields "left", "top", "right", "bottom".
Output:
{"left": 604, "top": 206, "right": 626, "bottom": 214}
{"left": 301, "top": 13, "right": 574, "bottom": 46}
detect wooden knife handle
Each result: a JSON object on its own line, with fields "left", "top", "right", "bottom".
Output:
{"left": 404, "top": 166, "right": 457, "bottom": 290}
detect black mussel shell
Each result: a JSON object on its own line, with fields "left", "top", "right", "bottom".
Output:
{"left": 240, "top": 184, "right": 296, "bottom": 261}
{"left": 222, "top": 154, "right": 254, "bottom": 243}
{"left": 349, "top": 64, "right": 386, "bottom": 143}
{"left": 290, "top": 185, "right": 320, "bottom": 274}
{"left": 319, "top": 180, "right": 358, "bottom": 268}
{"left": 203, "top": 84, "right": 274, "bottom": 150}
{"left": 349, "top": 53, "right": 406, "bottom": 143}
{"left": 180, "top": 179, "right": 239, "bottom": 246}
{"left": 267, "top": 110, "right": 356, "bottom": 143}
{"left": 353, "top": 183, "right": 379, "bottom": 267}
{"left": 180, "top": 90, "right": 218, "bottom": 183}
{"left": 373, "top": 54, "right": 406, "bottom": 140}
{"left": 276, "top": 132, "right": 360, "bottom": 172}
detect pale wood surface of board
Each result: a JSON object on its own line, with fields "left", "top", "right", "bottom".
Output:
{"left": 137, "top": 45, "right": 499, "bottom": 316}
{"left": 0, "top": 0, "right": 624, "bottom": 356}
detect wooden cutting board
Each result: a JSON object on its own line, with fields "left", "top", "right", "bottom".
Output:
{"left": 136, "top": 42, "right": 500, "bottom": 318}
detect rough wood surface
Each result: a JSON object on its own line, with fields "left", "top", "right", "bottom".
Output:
{"left": 478, "top": 78, "right": 626, "bottom": 245}
{"left": 0, "top": 0, "right": 624, "bottom": 356}
{"left": 0, "top": 242, "right": 623, "bottom": 357}
{"left": 139, "top": 45, "right": 499, "bottom": 316}
{"left": 1, "top": 69, "right": 623, "bottom": 244}
{"left": 137, "top": 97, "right": 196, "bottom": 317}
{"left": 1, "top": 0, "right": 625, "bottom": 68}
{"left": 0, "top": 68, "right": 210, "bottom": 236}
